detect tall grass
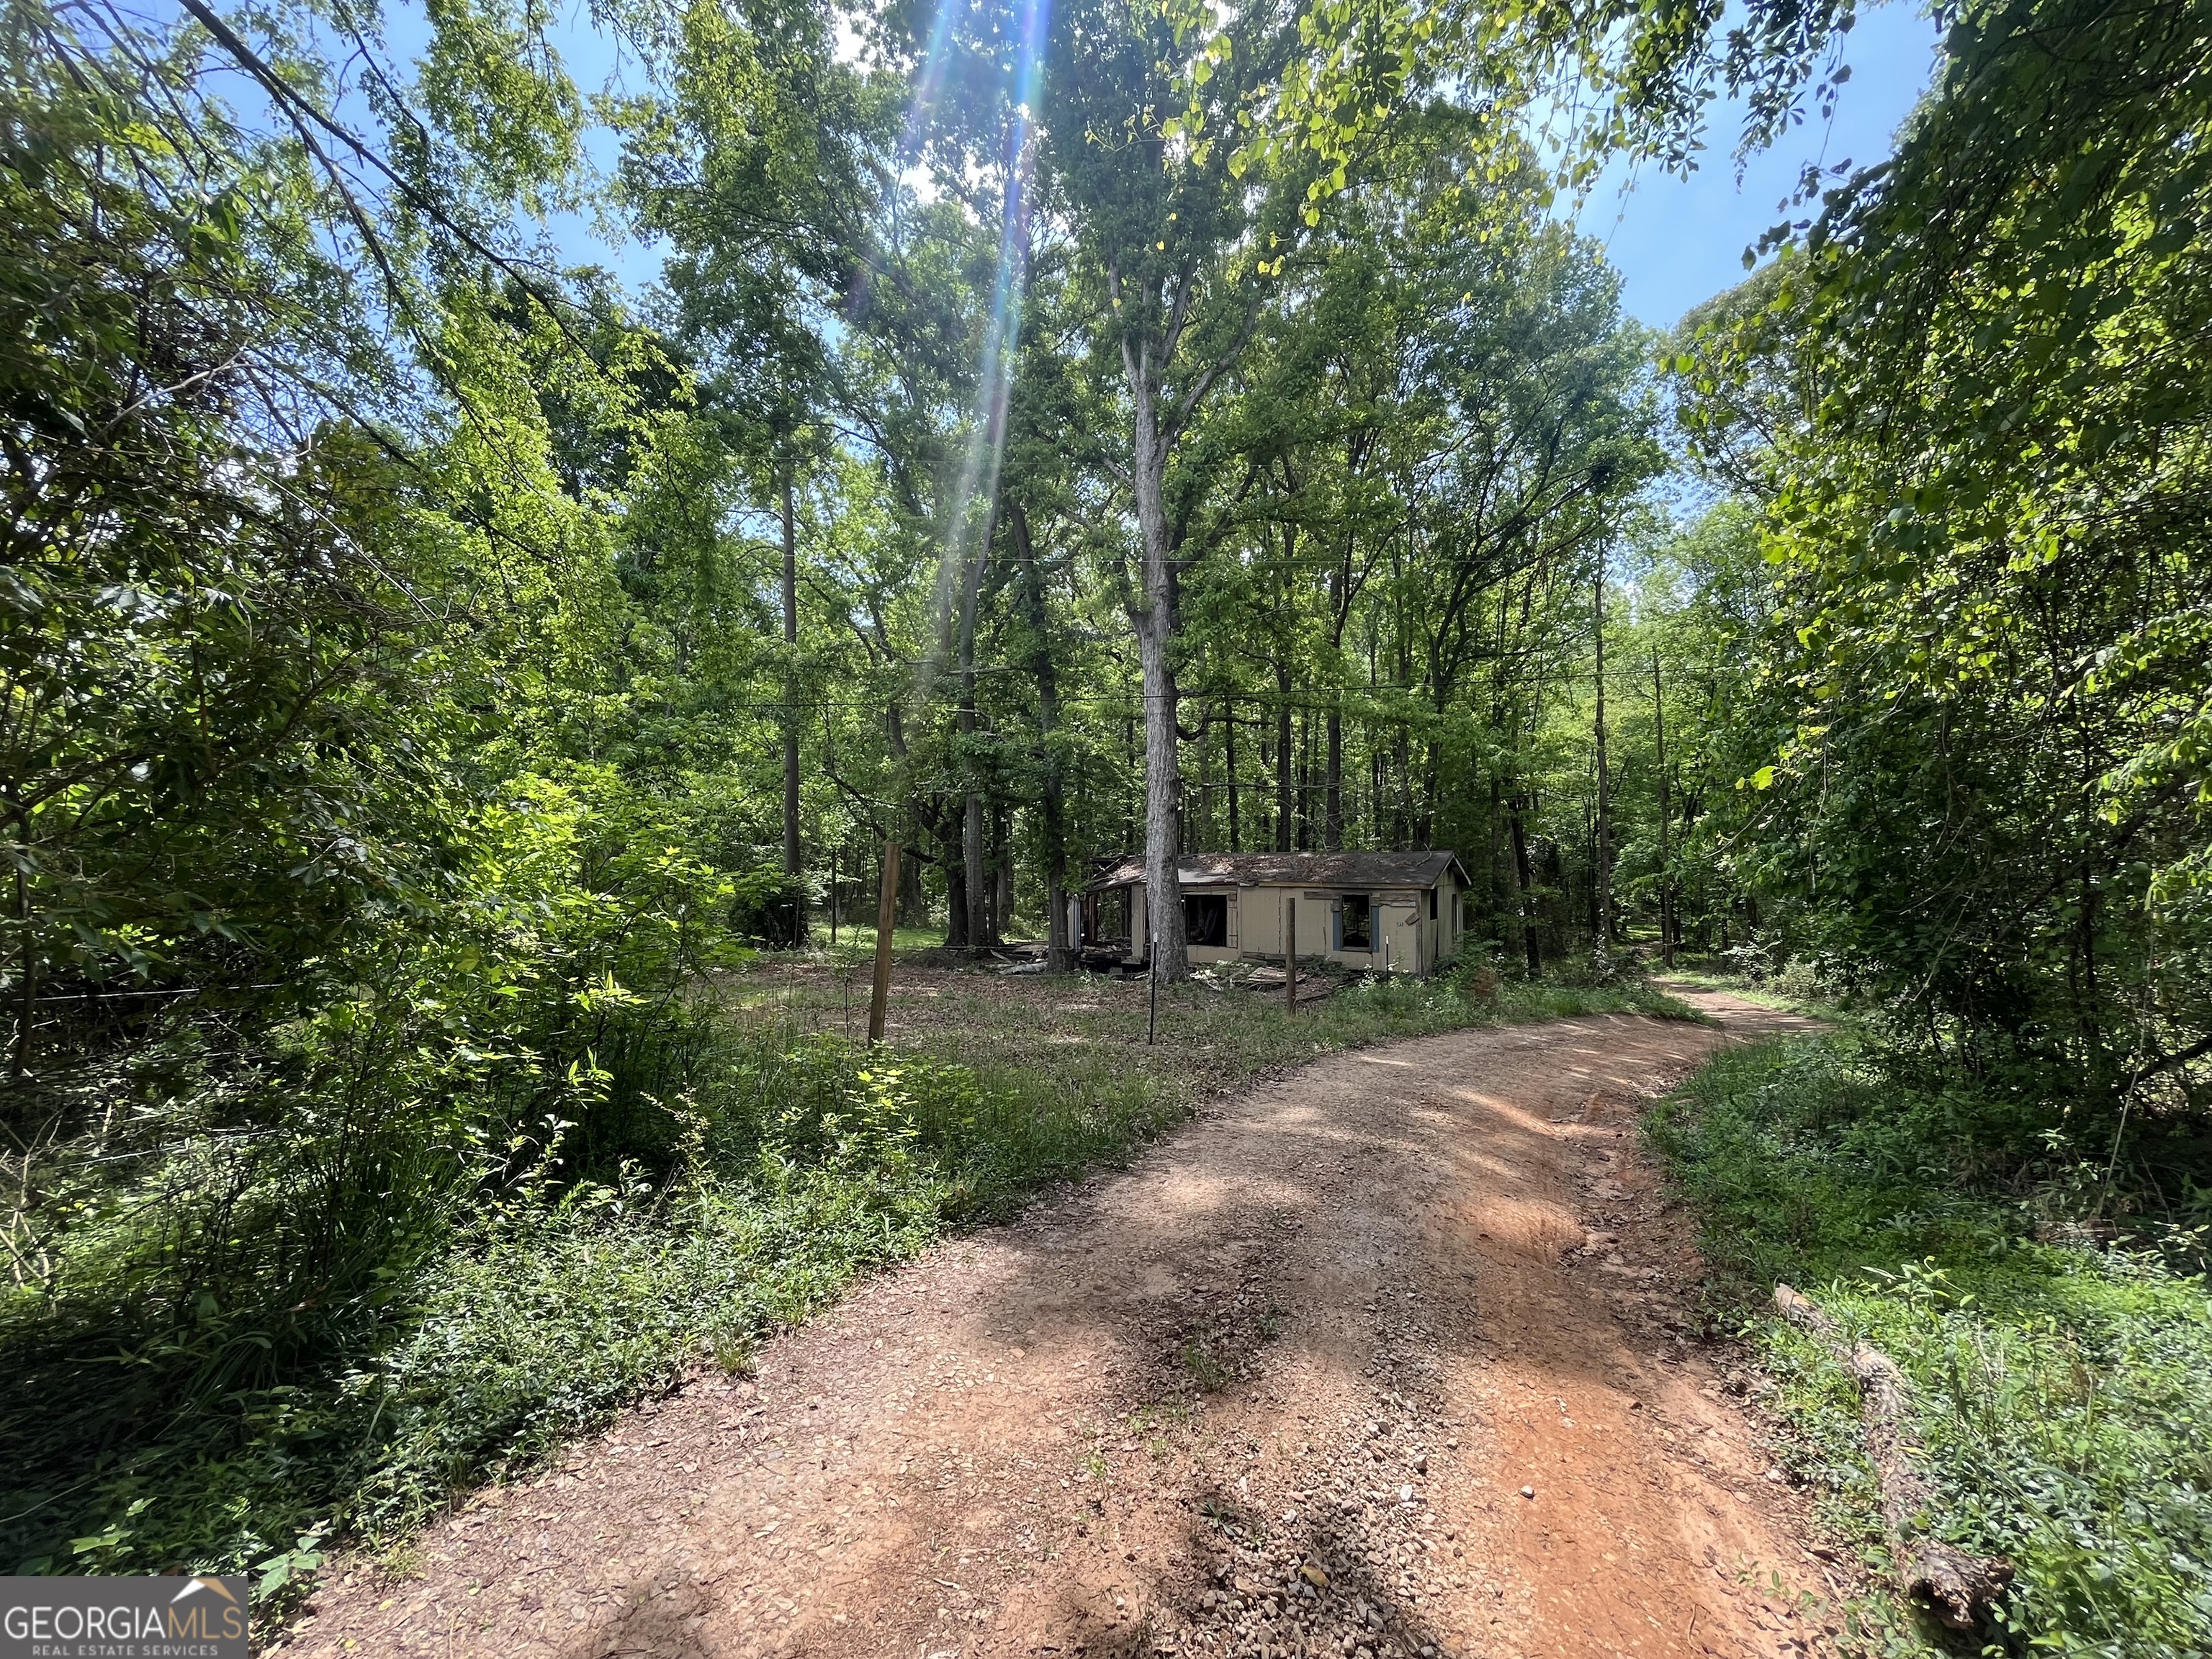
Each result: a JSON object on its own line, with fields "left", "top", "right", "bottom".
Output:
{"left": 1650, "top": 1038, "right": 2212, "bottom": 1656}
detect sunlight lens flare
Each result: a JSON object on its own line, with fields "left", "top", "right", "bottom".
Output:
{"left": 914, "top": 0, "right": 1051, "bottom": 693}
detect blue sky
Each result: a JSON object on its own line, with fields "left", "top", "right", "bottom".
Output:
{"left": 1575, "top": 3, "right": 1945, "bottom": 332}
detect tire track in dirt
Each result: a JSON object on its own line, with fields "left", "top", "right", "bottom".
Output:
{"left": 282, "top": 994, "right": 1838, "bottom": 1659}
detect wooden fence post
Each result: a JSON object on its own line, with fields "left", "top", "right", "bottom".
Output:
{"left": 1286, "top": 894, "right": 1298, "bottom": 1013}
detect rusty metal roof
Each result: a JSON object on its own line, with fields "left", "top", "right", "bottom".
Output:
{"left": 1087, "top": 850, "right": 1467, "bottom": 891}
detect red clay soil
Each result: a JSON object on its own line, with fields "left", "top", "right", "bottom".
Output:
{"left": 279, "top": 989, "right": 1845, "bottom": 1659}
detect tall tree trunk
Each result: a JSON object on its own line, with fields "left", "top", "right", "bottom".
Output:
{"left": 886, "top": 701, "right": 926, "bottom": 930}
{"left": 1011, "top": 501, "right": 1072, "bottom": 970}
{"left": 963, "top": 791, "right": 987, "bottom": 948}
{"left": 1395, "top": 724, "right": 1413, "bottom": 850}
{"left": 982, "top": 811, "right": 998, "bottom": 943}
{"left": 1324, "top": 550, "right": 1348, "bottom": 852}
{"left": 945, "top": 858, "right": 969, "bottom": 948}
{"left": 1372, "top": 746, "right": 1383, "bottom": 852}
{"left": 1274, "top": 662, "right": 1293, "bottom": 852}
{"left": 1586, "top": 778, "right": 1603, "bottom": 941}
{"left": 1259, "top": 729, "right": 1274, "bottom": 846}
{"left": 885, "top": 701, "right": 940, "bottom": 935}
{"left": 899, "top": 842, "right": 926, "bottom": 927}
{"left": 781, "top": 475, "right": 804, "bottom": 945}
{"left": 1368, "top": 637, "right": 1382, "bottom": 851}
{"left": 1511, "top": 791, "right": 1541, "bottom": 976}
{"left": 1592, "top": 570, "right": 1614, "bottom": 947}
{"left": 1195, "top": 703, "right": 1213, "bottom": 850}
{"left": 1224, "top": 696, "right": 1241, "bottom": 852}
{"left": 1128, "top": 367, "right": 1187, "bottom": 981}
{"left": 1104, "top": 237, "right": 1257, "bottom": 982}
{"left": 1325, "top": 703, "right": 1343, "bottom": 850}
{"left": 1418, "top": 731, "right": 1439, "bottom": 850}
{"left": 1488, "top": 773, "right": 1506, "bottom": 941}
{"left": 1298, "top": 710, "right": 1314, "bottom": 850}
{"left": 958, "top": 502, "right": 994, "bottom": 953}
{"left": 1394, "top": 581, "right": 1412, "bottom": 847}
{"left": 993, "top": 802, "right": 1014, "bottom": 941}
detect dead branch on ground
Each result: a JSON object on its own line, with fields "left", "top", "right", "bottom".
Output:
{"left": 1772, "top": 1282, "right": 2013, "bottom": 1630}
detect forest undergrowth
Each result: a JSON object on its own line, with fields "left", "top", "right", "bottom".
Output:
{"left": 0, "top": 952, "right": 1687, "bottom": 1605}
{"left": 1650, "top": 1035, "right": 2212, "bottom": 1658}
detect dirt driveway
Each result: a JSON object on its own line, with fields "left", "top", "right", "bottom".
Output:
{"left": 283, "top": 991, "right": 1841, "bottom": 1659}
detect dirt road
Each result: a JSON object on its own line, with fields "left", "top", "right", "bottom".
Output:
{"left": 284, "top": 991, "right": 1840, "bottom": 1659}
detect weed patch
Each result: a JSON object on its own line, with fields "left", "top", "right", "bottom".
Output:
{"left": 1182, "top": 1339, "right": 1234, "bottom": 1393}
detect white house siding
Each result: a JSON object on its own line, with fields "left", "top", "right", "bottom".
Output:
{"left": 1189, "top": 881, "right": 1463, "bottom": 971}
{"left": 1087, "top": 853, "right": 1468, "bottom": 975}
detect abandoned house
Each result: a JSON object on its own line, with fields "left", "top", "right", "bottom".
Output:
{"left": 1082, "top": 850, "right": 1470, "bottom": 974}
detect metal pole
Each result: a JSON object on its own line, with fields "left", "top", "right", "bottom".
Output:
{"left": 868, "top": 837, "right": 899, "bottom": 1045}
{"left": 1286, "top": 895, "right": 1298, "bottom": 1013}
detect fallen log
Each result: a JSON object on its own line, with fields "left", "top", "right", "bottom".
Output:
{"left": 1772, "top": 1283, "right": 2013, "bottom": 1630}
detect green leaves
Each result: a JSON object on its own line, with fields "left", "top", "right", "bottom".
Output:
{"left": 251, "top": 1527, "right": 327, "bottom": 1599}
{"left": 418, "top": 0, "right": 586, "bottom": 214}
{"left": 1665, "top": 0, "right": 2212, "bottom": 1102}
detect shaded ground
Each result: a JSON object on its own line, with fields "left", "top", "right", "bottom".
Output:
{"left": 281, "top": 988, "right": 1843, "bottom": 1659}
{"left": 711, "top": 956, "right": 1478, "bottom": 1109}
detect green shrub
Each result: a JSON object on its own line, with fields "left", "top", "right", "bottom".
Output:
{"left": 3, "top": 1023, "right": 971, "bottom": 1581}
{"left": 1653, "top": 1036, "right": 2212, "bottom": 1655}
